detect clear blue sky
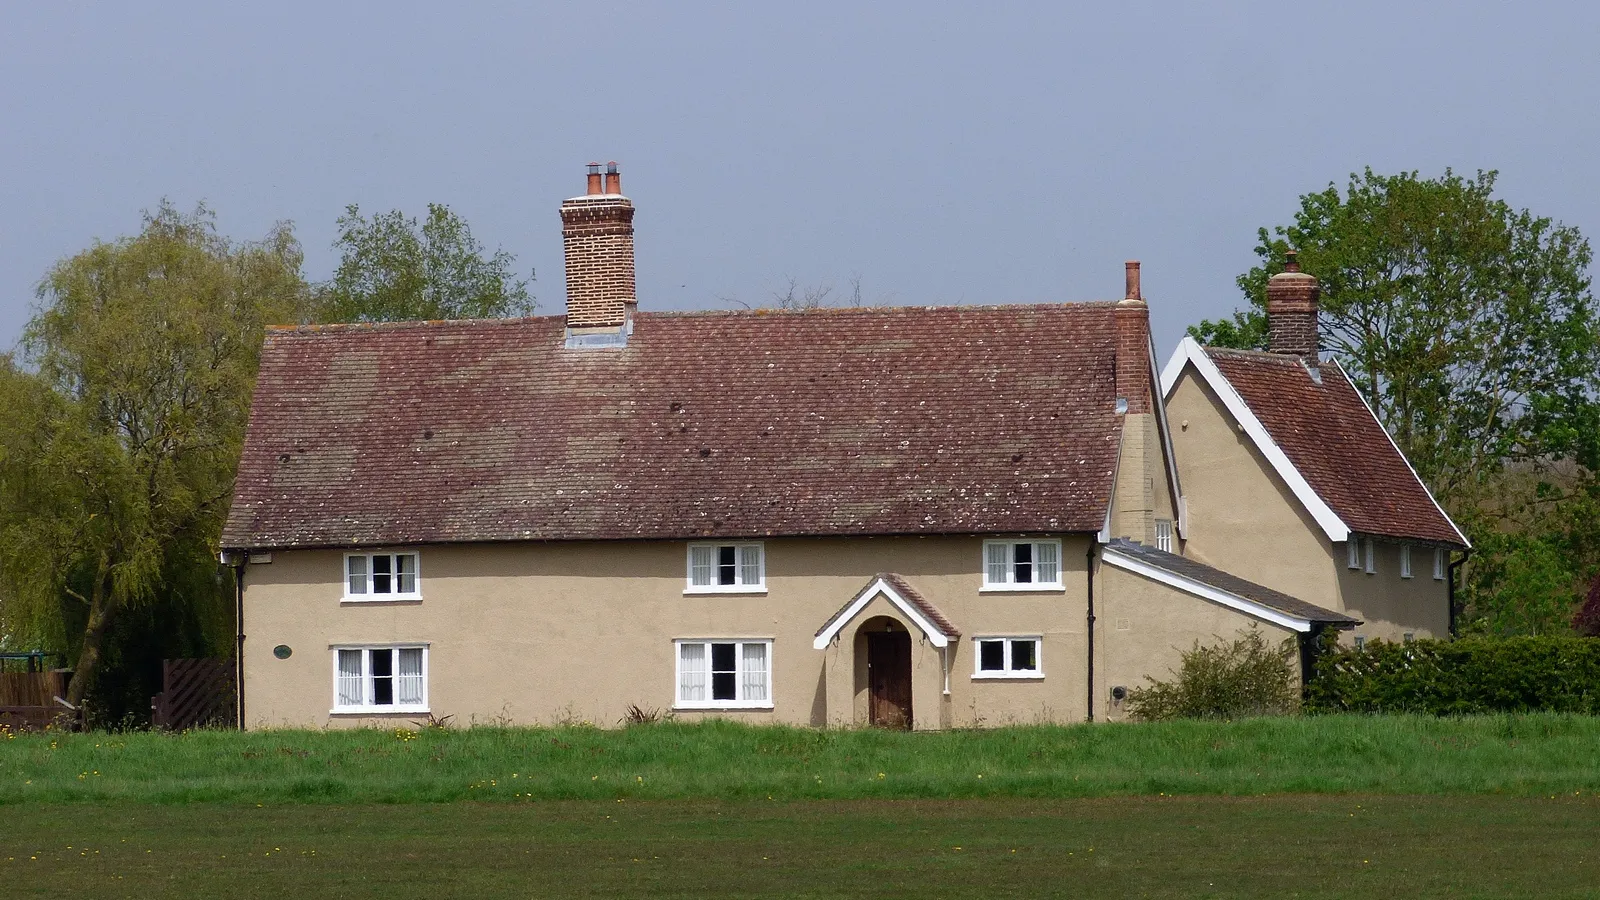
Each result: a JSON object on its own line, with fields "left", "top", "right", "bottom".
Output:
{"left": 3, "top": 2, "right": 1595, "bottom": 354}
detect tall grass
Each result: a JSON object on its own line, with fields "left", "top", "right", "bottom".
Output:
{"left": 3, "top": 714, "right": 1599, "bottom": 804}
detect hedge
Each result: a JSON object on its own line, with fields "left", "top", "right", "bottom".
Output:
{"left": 1306, "top": 635, "right": 1600, "bottom": 715}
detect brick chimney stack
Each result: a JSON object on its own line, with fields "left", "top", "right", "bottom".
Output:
{"left": 1115, "top": 260, "right": 1150, "bottom": 414}
{"left": 1267, "top": 250, "right": 1320, "bottom": 363}
{"left": 560, "top": 161, "right": 635, "bottom": 331}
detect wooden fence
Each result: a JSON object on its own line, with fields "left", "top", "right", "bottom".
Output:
{"left": 151, "top": 658, "right": 236, "bottom": 731}
{"left": 0, "top": 671, "right": 78, "bottom": 732}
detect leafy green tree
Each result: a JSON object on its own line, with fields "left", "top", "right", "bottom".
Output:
{"left": 0, "top": 202, "right": 309, "bottom": 713}
{"left": 1191, "top": 170, "right": 1600, "bottom": 635}
{"left": 1194, "top": 169, "right": 1600, "bottom": 505}
{"left": 317, "top": 203, "right": 534, "bottom": 323}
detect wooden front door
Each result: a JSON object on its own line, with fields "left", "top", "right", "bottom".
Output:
{"left": 867, "top": 631, "right": 913, "bottom": 729}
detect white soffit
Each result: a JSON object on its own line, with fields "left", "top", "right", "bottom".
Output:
{"left": 1101, "top": 547, "right": 1313, "bottom": 633}
{"left": 1159, "top": 337, "right": 1350, "bottom": 543}
{"left": 813, "top": 577, "right": 951, "bottom": 649}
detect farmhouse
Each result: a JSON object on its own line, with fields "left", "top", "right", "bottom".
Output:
{"left": 221, "top": 164, "right": 1457, "bottom": 729}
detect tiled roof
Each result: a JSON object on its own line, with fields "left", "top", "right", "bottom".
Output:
{"left": 1205, "top": 348, "right": 1467, "bottom": 548}
{"left": 223, "top": 305, "right": 1126, "bottom": 549}
{"left": 814, "top": 573, "right": 960, "bottom": 641}
{"left": 1105, "top": 539, "right": 1359, "bottom": 626}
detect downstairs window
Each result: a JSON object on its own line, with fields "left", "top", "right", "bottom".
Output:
{"left": 333, "top": 645, "right": 427, "bottom": 713}
{"left": 675, "top": 640, "right": 772, "bottom": 708}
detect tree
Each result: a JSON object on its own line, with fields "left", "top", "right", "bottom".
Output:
{"left": 0, "top": 202, "right": 310, "bottom": 713}
{"left": 1195, "top": 169, "right": 1600, "bottom": 505}
{"left": 317, "top": 203, "right": 533, "bottom": 323}
{"left": 1191, "top": 170, "right": 1600, "bottom": 634}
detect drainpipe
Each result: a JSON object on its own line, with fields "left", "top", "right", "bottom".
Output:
{"left": 1086, "top": 540, "right": 1097, "bottom": 723}
{"left": 228, "top": 553, "right": 247, "bottom": 731}
{"left": 1447, "top": 550, "right": 1469, "bottom": 639}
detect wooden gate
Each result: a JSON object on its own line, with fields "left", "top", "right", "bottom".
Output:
{"left": 0, "top": 670, "right": 78, "bottom": 732}
{"left": 151, "top": 658, "right": 236, "bottom": 730}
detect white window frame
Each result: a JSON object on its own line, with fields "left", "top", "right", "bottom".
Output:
{"left": 1433, "top": 548, "right": 1446, "bottom": 581}
{"left": 343, "top": 551, "right": 422, "bottom": 601}
{"left": 330, "top": 644, "right": 429, "bottom": 714}
{"left": 972, "top": 636, "right": 1044, "bottom": 679}
{"left": 1347, "top": 540, "right": 1361, "bottom": 569}
{"left": 684, "top": 543, "right": 766, "bottom": 594}
{"left": 980, "top": 539, "right": 1064, "bottom": 591}
{"left": 673, "top": 639, "right": 774, "bottom": 710}
{"left": 1400, "top": 544, "right": 1412, "bottom": 579}
{"left": 1154, "top": 519, "right": 1173, "bottom": 553}
{"left": 1363, "top": 538, "right": 1376, "bottom": 575}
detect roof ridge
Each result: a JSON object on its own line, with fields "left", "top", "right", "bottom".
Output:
{"left": 267, "top": 316, "right": 557, "bottom": 334}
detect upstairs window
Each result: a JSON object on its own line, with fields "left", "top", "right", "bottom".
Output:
{"left": 1364, "top": 539, "right": 1376, "bottom": 575}
{"left": 686, "top": 543, "right": 765, "bottom": 592}
{"left": 1347, "top": 540, "right": 1361, "bottom": 569}
{"left": 1154, "top": 519, "right": 1173, "bottom": 553}
{"left": 675, "top": 639, "right": 772, "bottom": 708}
{"left": 1433, "top": 548, "right": 1446, "bottom": 581}
{"left": 973, "top": 637, "right": 1043, "bottom": 678}
{"left": 333, "top": 645, "right": 427, "bottom": 713}
{"left": 982, "top": 540, "right": 1063, "bottom": 590}
{"left": 1400, "top": 545, "right": 1413, "bottom": 579}
{"left": 345, "top": 552, "right": 420, "bottom": 600}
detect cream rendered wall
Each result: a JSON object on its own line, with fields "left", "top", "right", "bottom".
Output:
{"left": 1165, "top": 364, "right": 1449, "bottom": 640}
{"left": 1165, "top": 368, "right": 1341, "bottom": 611}
{"left": 241, "top": 534, "right": 1094, "bottom": 730}
{"left": 1335, "top": 540, "right": 1450, "bottom": 643}
{"left": 1095, "top": 564, "right": 1299, "bottom": 722}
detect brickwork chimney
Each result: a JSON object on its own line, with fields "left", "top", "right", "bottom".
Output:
{"left": 560, "top": 161, "right": 635, "bottom": 331}
{"left": 1114, "top": 260, "right": 1150, "bottom": 414}
{"left": 1267, "top": 250, "right": 1320, "bottom": 362}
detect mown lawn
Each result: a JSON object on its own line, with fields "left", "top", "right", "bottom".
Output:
{"left": 5, "top": 715, "right": 1600, "bottom": 897}
{"left": 4, "top": 714, "right": 1600, "bottom": 803}
{"left": 2, "top": 796, "right": 1599, "bottom": 898}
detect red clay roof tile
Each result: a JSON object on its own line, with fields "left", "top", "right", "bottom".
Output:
{"left": 1205, "top": 348, "right": 1466, "bottom": 547}
{"left": 223, "top": 305, "right": 1126, "bottom": 549}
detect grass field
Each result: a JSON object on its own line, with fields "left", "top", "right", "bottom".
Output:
{"left": 2, "top": 796, "right": 1599, "bottom": 898}
{"left": 5, "top": 715, "right": 1600, "bottom": 897}
{"left": 4, "top": 713, "right": 1600, "bottom": 803}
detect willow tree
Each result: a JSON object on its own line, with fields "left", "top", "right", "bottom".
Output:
{"left": 0, "top": 203, "right": 309, "bottom": 710}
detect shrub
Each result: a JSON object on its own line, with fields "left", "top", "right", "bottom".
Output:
{"left": 1126, "top": 627, "right": 1300, "bottom": 721}
{"left": 1306, "top": 634, "right": 1600, "bottom": 715}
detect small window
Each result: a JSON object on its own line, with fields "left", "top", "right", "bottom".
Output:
{"left": 1400, "top": 545, "right": 1412, "bottom": 579}
{"left": 973, "top": 637, "right": 1043, "bottom": 678}
{"left": 344, "top": 552, "right": 420, "bottom": 600}
{"left": 1433, "top": 548, "right": 1446, "bottom": 581}
{"left": 1353, "top": 636, "right": 1366, "bottom": 651}
{"left": 1363, "top": 539, "right": 1376, "bottom": 575}
{"left": 981, "top": 540, "right": 1063, "bottom": 590}
{"left": 686, "top": 543, "right": 765, "bottom": 592}
{"left": 1154, "top": 519, "right": 1173, "bottom": 553}
{"left": 675, "top": 640, "right": 772, "bottom": 708}
{"left": 1403, "top": 633, "right": 1415, "bottom": 643}
{"left": 1347, "top": 540, "right": 1361, "bottom": 569}
{"left": 333, "top": 645, "right": 427, "bottom": 713}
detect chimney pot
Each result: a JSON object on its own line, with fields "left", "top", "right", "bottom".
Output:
{"left": 561, "top": 160, "right": 636, "bottom": 332}
{"left": 1124, "top": 260, "right": 1142, "bottom": 301}
{"left": 1283, "top": 249, "right": 1301, "bottom": 273}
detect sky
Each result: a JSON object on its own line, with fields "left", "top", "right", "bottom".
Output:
{"left": 3, "top": 2, "right": 1596, "bottom": 355}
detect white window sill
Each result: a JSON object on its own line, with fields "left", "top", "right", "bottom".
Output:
{"left": 682, "top": 587, "right": 768, "bottom": 596}
{"left": 972, "top": 672, "right": 1046, "bottom": 680}
{"left": 979, "top": 584, "right": 1065, "bottom": 593}
{"left": 330, "top": 706, "right": 429, "bottom": 716}
{"left": 673, "top": 702, "right": 775, "bottom": 711}
{"left": 341, "top": 595, "right": 423, "bottom": 604}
